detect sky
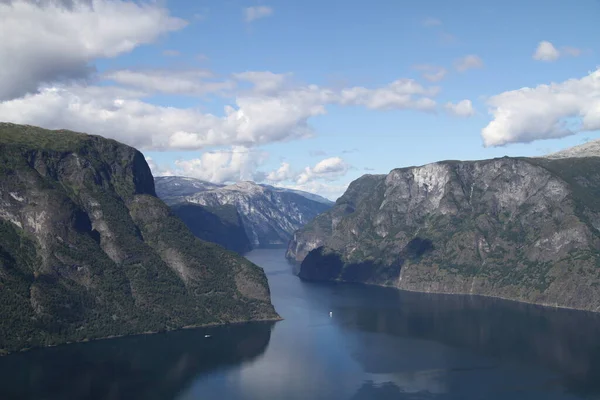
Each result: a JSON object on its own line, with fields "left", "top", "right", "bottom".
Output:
{"left": 0, "top": 0, "right": 599, "bottom": 200}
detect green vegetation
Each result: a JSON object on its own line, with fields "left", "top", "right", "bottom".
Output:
{"left": 293, "top": 156, "right": 600, "bottom": 311}
{"left": 0, "top": 123, "right": 277, "bottom": 354}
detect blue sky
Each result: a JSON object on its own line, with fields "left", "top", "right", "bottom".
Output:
{"left": 1, "top": 0, "right": 599, "bottom": 199}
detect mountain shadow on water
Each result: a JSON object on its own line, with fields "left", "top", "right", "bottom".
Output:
{"left": 330, "top": 286, "right": 600, "bottom": 398}
{"left": 0, "top": 321, "right": 274, "bottom": 400}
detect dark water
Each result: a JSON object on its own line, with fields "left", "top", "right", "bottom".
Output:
{"left": 3, "top": 249, "right": 600, "bottom": 399}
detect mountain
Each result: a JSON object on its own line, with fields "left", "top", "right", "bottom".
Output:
{"left": 155, "top": 177, "right": 332, "bottom": 248}
{"left": 546, "top": 139, "right": 600, "bottom": 159}
{"left": 169, "top": 203, "right": 252, "bottom": 254}
{"left": 259, "top": 184, "right": 334, "bottom": 205}
{"left": 287, "top": 155, "right": 600, "bottom": 312}
{"left": 155, "top": 176, "right": 333, "bottom": 206}
{"left": 0, "top": 122, "right": 278, "bottom": 355}
{"left": 155, "top": 176, "right": 224, "bottom": 204}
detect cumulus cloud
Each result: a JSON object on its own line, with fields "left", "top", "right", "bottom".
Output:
{"left": 413, "top": 64, "right": 447, "bottom": 82}
{"left": 104, "top": 69, "right": 235, "bottom": 96}
{"left": 481, "top": 68, "right": 600, "bottom": 147}
{"left": 533, "top": 41, "right": 583, "bottom": 62}
{"left": 0, "top": 73, "right": 446, "bottom": 151}
{"left": 233, "top": 71, "right": 291, "bottom": 94}
{"left": 0, "top": 0, "right": 186, "bottom": 101}
{"left": 244, "top": 6, "right": 273, "bottom": 22}
{"left": 296, "top": 157, "right": 350, "bottom": 184}
{"left": 265, "top": 162, "right": 295, "bottom": 182}
{"left": 167, "top": 147, "right": 268, "bottom": 183}
{"left": 454, "top": 55, "right": 484, "bottom": 72}
{"left": 444, "top": 99, "right": 475, "bottom": 117}
{"left": 338, "top": 79, "right": 438, "bottom": 111}
{"left": 533, "top": 41, "right": 560, "bottom": 62}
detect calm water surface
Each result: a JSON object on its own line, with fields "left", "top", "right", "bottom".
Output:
{"left": 2, "top": 248, "right": 600, "bottom": 399}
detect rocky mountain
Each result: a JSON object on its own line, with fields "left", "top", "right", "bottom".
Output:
{"left": 169, "top": 203, "right": 252, "bottom": 254}
{"left": 155, "top": 176, "right": 224, "bottom": 204}
{"left": 546, "top": 139, "right": 600, "bottom": 159}
{"left": 0, "top": 122, "right": 278, "bottom": 355}
{"left": 287, "top": 155, "right": 600, "bottom": 312}
{"left": 155, "top": 176, "right": 332, "bottom": 249}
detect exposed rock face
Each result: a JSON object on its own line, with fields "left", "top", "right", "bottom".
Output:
{"left": 0, "top": 123, "right": 278, "bottom": 354}
{"left": 546, "top": 139, "right": 600, "bottom": 159}
{"left": 156, "top": 177, "right": 332, "bottom": 249}
{"left": 288, "top": 156, "right": 600, "bottom": 312}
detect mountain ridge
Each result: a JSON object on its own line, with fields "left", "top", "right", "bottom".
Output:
{"left": 155, "top": 176, "right": 332, "bottom": 249}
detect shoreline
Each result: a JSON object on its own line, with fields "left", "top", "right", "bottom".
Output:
{"left": 299, "top": 275, "right": 600, "bottom": 315}
{"left": 0, "top": 316, "right": 283, "bottom": 357}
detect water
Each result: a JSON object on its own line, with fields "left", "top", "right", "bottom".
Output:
{"left": 2, "top": 249, "right": 600, "bottom": 399}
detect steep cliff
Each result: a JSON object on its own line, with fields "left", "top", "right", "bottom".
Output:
{"left": 156, "top": 177, "right": 332, "bottom": 248}
{"left": 0, "top": 123, "right": 278, "bottom": 354}
{"left": 169, "top": 203, "right": 252, "bottom": 254}
{"left": 287, "top": 156, "right": 600, "bottom": 311}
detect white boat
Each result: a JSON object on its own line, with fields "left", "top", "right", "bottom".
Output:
{"left": 329, "top": 311, "right": 333, "bottom": 317}
{"left": 205, "top": 334, "right": 211, "bottom": 338}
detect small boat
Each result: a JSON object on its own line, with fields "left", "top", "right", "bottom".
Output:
{"left": 329, "top": 311, "right": 333, "bottom": 317}
{"left": 204, "top": 334, "right": 211, "bottom": 338}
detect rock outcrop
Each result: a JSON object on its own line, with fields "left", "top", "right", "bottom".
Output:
{"left": 0, "top": 123, "right": 278, "bottom": 354}
{"left": 288, "top": 155, "right": 600, "bottom": 312}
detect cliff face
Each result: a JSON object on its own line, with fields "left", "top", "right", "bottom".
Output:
{"left": 169, "top": 203, "right": 252, "bottom": 254}
{"left": 287, "top": 156, "right": 600, "bottom": 312}
{"left": 157, "top": 177, "right": 332, "bottom": 249}
{"left": 0, "top": 123, "right": 278, "bottom": 354}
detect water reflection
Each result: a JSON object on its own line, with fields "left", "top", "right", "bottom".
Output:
{"left": 4, "top": 249, "right": 600, "bottom": 400}
{"left": 0, "top": 322, "right": 274, "bottom": 400}
{"left": 328, "top": 285, "right": 600, "bottom": 399}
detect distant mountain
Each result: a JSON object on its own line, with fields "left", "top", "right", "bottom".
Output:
{"left": 155, "top": 177, "right": 332, "bottom": 249}
{"left": 545, "top": 139, "right": 600, "bottom": 159}
{"left": 169, "top": 203, "right": 252, "bottom": 254}
{"left": 0, "top": 123, "right": 278, "bottom": 354}
{"left": 155, "top": 176, "right": 224, "bottom": 204}
{"left": 155, "top": 176, "right": 333, "bottom": 206}
{"left": 259, "top": 184, "right": 334, "bottom": 205}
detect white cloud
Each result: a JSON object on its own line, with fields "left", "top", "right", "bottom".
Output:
{"left": 413, "top": 64, "right": 447, "bottom": 82}
{"left": 266, "top": 162, "right": 295, "bottom": 182}
{"left": 233, "top": 71, "right": 291, "bottom": 94}
{"left": 338, "top": 79, "right": 438, "bottom": 111}
{"left": 297, "top": 157, "right": 350, "bottom": 184}
{"left": 444, "top": 99, "right": 475, "bottom": 117}
{"left": 244, "top": 6, "right": 273, "bottom": 22}
{"left": 454, "top": 55, "right": 484, "bottom": 72}
{"left": 169, "top": 147, "right": 268, "bottom": 183}
{"left": 422, "top": 17, "right": 441, "bottom": 27}
{"left": 0, "top": 68, "right": 442, "bottom": 151}
{"left": 532, "top": 41, "right": 583, "bottom": 62}
{"left": 104, "top": 69, "right": 235, "bottom": 96}
{"left": 0, "top": 0, "right": 186, "bottom": 101}
{"left": 278, "top": 181, "right": 350, "bottom": 201}
{"left": 533, "top": 41, "right": 560, "bottom": 62}
{"left": 481, "top": 68, "right": 600, "bottom": 147}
